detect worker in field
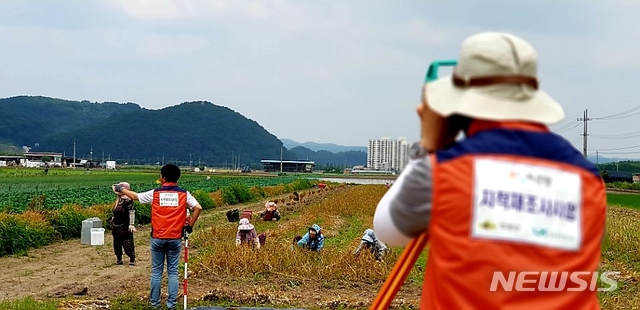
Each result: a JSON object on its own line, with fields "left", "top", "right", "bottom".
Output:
{"left": 373, "top": 32, "right": 606, "bottom": 309}
{"left": 110, "top": 181, "right": 136, "bottom": 266}
{"left": 353, "top": 228, "right": 389, "bottom": 262}
{"left": 113, "top": 163, "right": 203, "bottom": 310}
{"left": 296, "top": 224, "right": 324, "bottom": 252}
{"left": 259, "top": 201, "right": 281, "bottom": 221}
{"left": 236, "top": 218, "right": 261, "bottom": 248}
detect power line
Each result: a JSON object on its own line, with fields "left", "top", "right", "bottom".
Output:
{"left": 596, "top": 151, "right": 640, "bottom": 155}
{"left": 591, "top": 129, "right": 640, "bottom": 139}
{"left": 591, "top": 105, "right": 640, "bottom": 120}
{"left": 591, "top": 143, "right": 640, "bottom": 151}
{"left": 556, "top": 122, "right": 582, "bottom": 133}
{"left": 552, "top": 119, "right": 580, "bottom": 132}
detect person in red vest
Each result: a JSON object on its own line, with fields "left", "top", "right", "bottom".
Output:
{"left": 373, "top": 32, "right": 606, "bottom": 309}
{"left": 115, "top": 164, "right": 202, "bottom": 310}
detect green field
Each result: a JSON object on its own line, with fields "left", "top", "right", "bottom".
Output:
{"left": 0, "top": 167, "right": 316, "bottom": 212}
{"left": 607, "top": 193, "right": 640, "bottom": 209}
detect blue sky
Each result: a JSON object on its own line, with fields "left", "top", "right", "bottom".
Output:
{"left": 1, "top": 1, "right": 639, "bottom": 158}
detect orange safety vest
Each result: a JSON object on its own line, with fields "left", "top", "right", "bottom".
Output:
{"left": 422, "top": 121, "right": 606, "bottom": 310}
{"left": 151, "top": 182, "right": 188, "bottom": 239}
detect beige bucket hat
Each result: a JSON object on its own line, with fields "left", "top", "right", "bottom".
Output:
{"left": 426, "top": 32, "right": 565, "bottom": 125}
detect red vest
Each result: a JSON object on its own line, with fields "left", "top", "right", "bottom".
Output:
{"left": 151, "top": 183, "right": 188, "bottom": 239}
{"left": 421, "top": 121, "right": 606, "bottom": 310}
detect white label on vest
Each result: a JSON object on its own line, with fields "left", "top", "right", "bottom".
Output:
{"left": 159, "top": 192, "right": 179, "bottom": 207}
{"left": 471, "top": 158, "right": 582, "bottom": 251}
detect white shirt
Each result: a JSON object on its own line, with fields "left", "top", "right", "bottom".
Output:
{"left": 137, "top": 189, "right": 200, "bottom": 209}
{"left": 373, "top": 155, "right": 433, "bottom": 247}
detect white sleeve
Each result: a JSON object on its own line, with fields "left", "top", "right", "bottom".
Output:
{"left": 186, "top": 191, "right": 199, "bottom": 208}
{"left": 373, "top": 155, "right": 433, "bottom": 247}
{"left": 137, "top": 189, "right": 154, "bottom": 204}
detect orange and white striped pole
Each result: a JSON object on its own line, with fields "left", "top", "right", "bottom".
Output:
{"left": 370, "top": 232, "right": 429, "bottom": 310}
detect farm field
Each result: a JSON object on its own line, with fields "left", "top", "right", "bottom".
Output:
{"left": 0, "top": 178, "right": 639, "bottom": 309}
{"left": 607, "top": 193, "right": 640, "bottom": 210}
{"left": 0, "top": 167, "right": 307, "bottom": 212}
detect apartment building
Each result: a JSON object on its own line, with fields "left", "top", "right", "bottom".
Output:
{"left": 367, "top": 137, "right": 409, "bottom": 172}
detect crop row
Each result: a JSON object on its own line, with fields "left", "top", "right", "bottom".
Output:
{"left": 0, "top": 178, "right": 318, "bottom": 256}
{"left": 0, "top": 176, "right": 308, "bottom": 213}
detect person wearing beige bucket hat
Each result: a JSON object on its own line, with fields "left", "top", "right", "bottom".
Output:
{"left": 426, "top": 32, "right": 565, "bottom": 125}
{"left": 373, "top": 32, "right": 606, "bottom": 309}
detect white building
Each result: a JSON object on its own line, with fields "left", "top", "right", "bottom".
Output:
{"left": 367, "top": 137, "right": 409, "bottom": 172}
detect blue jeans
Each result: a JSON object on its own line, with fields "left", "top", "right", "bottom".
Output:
{"left": 150, "top": 238, "right": 182, "bottom": 309}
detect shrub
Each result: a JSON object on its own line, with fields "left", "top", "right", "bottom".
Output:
{"left": 221, "top": 183, "right": 256, "bottom": 205}
{"left": 290, "top": 179, "right": 314, "bottom": 191}
{"left": 0, "top": 211, "right": 59, "bottom": 256}
{"left": 209, "top": 191, "right": 224, "bottom": 207}
{"left": 262, "top": 184, "right": 286, "bottom": 197}
{"left": 91, "top": 203, "right": 114, "bottom": 230}
{"left": 133, "top": 202, "right": 151, "bottom": 225}
{"left": 192, "top": 189, "right": 216, "bottom": 210}
{"left": 45, "top": 205, "right": 102, "bottom": 240}
{"left": 250, "top": 186, "right": 266, "bottom": 198}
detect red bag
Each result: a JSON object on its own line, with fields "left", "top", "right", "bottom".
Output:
{"left": 241, "top": 209, "right": 252, "bottom": 220}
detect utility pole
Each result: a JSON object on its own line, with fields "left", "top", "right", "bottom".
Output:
{"left": 596, "top": 151, "right": 599, "bottom": 165}
{"left": 577, "top": 109, "right": 591, "bottom": 158}
{"left": 73, "top": 139, "right": 76, "bottom": 170}
{"left": 90, "top": 145, "right": 93, "bottom": 161}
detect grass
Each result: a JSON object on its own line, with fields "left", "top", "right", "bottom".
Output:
{"left": 607, "top": 193, "right": 640, "bottom": 210}
{"left": 189, "top": 185, "right": 406, "bottom": 284}
{"left": 0, "top": 297, "right": 57, "bottom": 310}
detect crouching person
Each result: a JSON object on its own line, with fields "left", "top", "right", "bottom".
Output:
{"left": 353, "top": 228, "right": 389, "bottom": 261}
{"left": 296, "top": 224, "right": 324, "bottom": 252}
{"left": 236, "top": 218, "right": 261, "bottom": 249}
{"left": 259, "top": 201, "right": 281, "bottom": 221}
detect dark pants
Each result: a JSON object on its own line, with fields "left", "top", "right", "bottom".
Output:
{"left": 113, "top": 224, "right": 135, "bottom": 262}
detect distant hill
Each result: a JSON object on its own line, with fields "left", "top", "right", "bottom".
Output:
{"left": 287, "top": 146, "right": 366, "bottom": 167}
{"left": 0, "top": 96, "right": 141, "bottom": 147}
{"left": 586, "top": 154, "right": 640, "bottom": 165}
{"left": 281, "top": 138, "right": 366, "bottom": 153}
{"left": 0, "top": 96, "right": 295, "bottom": 167}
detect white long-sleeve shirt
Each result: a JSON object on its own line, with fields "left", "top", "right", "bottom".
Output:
{"left": 373, "top": 155, "right": 433, "bottom": 247}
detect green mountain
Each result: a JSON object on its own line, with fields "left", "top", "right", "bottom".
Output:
{"left": 281, "top": 138, "right": 366, "bottom": 153}
{"left": 0, "top": 96, "right": 141, "bottom": 147}
{"left": 1, "top": 96, "right": 294, "bottom": 167}
{"left": 288, "top": 146, "right": 366, "bottom": 168}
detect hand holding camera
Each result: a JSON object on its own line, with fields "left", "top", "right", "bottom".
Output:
{"left": 112, "top": 184, "right": 124, "bottom": 193}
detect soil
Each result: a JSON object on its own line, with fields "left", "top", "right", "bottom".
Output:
{"left": 0, "top": 186, "right": 422, "bottom": 309}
